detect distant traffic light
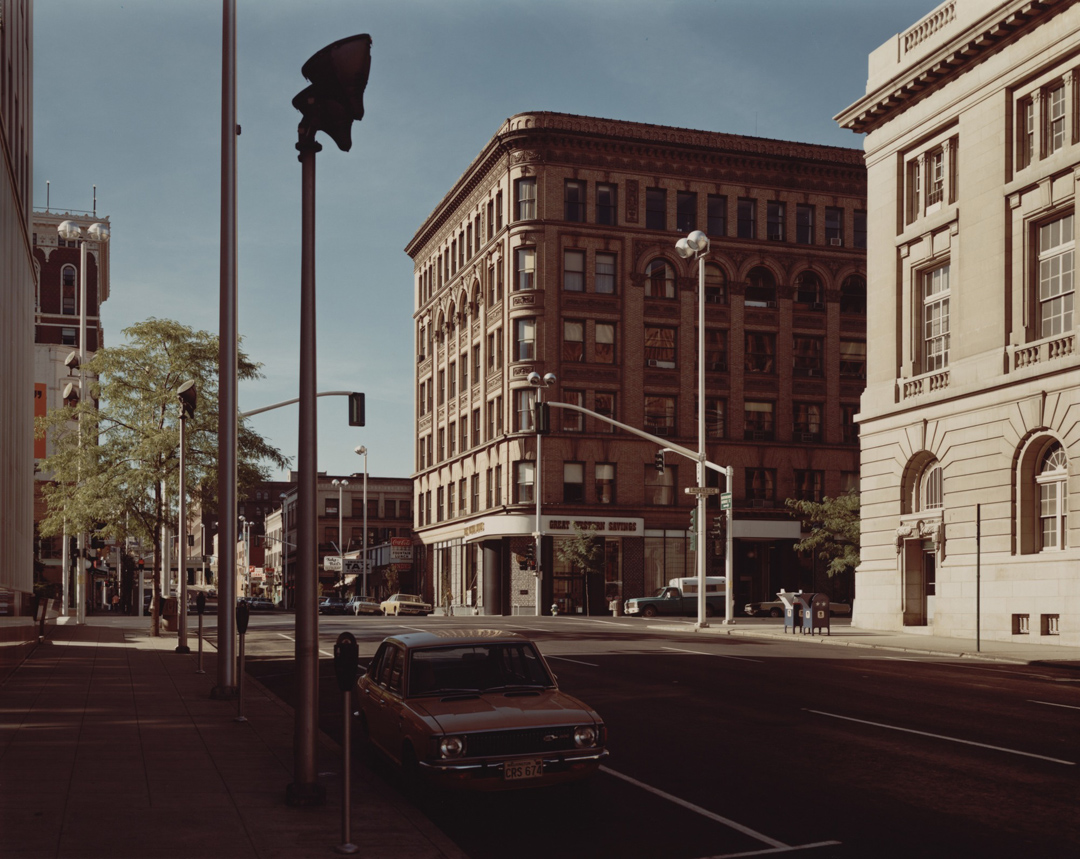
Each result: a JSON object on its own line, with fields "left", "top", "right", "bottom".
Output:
{"left": 348, "top": 392, "right": 365, "bottom": 427}
{"left": 689, "top": 508, "right": 698, "bottom": 552}
{"left": 654, "top": 450, "right": 665, "bottom": 474}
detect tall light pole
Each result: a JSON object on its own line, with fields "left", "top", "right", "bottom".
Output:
{"left": 354, "top": 447, "right": 368, "bottom": 597}
{"left": 528, "top": 371, "right": 556, "bottom": 616}
{"left": 332, "top": 479, "right": 349, "bottom": 595}
{"left": 57, "top": 219, "right": 109, "bottom": 625}
{"left": 280, "top": 493, "right": 290, "bottom": 608}
{"left": 176, "top": 380, "right": 197, "bottom": 653}
{"left": 675, "top": 230, "right": 714, "bottom": 628}
{"left": 289, "top": 32, "right": 371, "bottom": 808}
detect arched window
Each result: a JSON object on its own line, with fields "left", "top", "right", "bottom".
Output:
{"left": 645, "top": 259, "right": 676, "bottom": 299}
{"left": 703, "top": 263, "right": 726, "bottom": 304}
{"left": 921, "top": 464, "right": 943, "bottom": 511}
{"left": 1037, "top": 443, "right": 1068, "bottom": 550}
{"left": 745, "top": 266, "right": 776, "bottom": 307}
{"left": 795, "top": 271, "right": 823, "bottom": 307}
{"left": 841, "top": 275, "right": 867, "bottom": 315}
{"left": 62, "top": 265, "right": 77, "bottom": 315}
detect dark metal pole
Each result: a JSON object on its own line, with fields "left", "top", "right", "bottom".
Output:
{"left": 213, "top": 0, "right": 239, "bottom": 699}
{"left": 288, "top": 138, "right": 325, "bottom": 806}
{"left": 176, "top": 410, "right": 190, "bottom": 653}
{"left": 976, "top": 503, "right": 981, "bottom": 652}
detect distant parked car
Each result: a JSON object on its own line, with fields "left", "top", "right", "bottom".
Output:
{"left": 319, "top": 597, "right": 347, "bottom": 615}
{"left": 248, "top": 597, "right": 275, "bottom": 611}
{"left": 346, "top": 596, "right": 383, "bottom": 615}
{"left": 744, "top": 597, "right": 852, "bottom": 618}
{"left": 380, "top": 594, "right": 432, "bottom": 616}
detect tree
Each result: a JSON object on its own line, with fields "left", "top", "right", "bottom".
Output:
{"left": 784, "top": 490, "right": 860, "bottom": 578}
{"left": 36, "top": 318, "right": 289, "bottom": 635}
{"left": 555, "top": 524, "right": 604, "bottom": 615}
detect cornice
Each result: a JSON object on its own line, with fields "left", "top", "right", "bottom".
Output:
{"left": 836, "top": 0, "right": 1066, "bottom": 135}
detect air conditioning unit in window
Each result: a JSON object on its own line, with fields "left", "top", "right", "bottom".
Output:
{"left": 829, "top": 238, "right": 843, "bottom": 246}
{"left": 765, "top": 301, "right": 778, "bottom": 308}
{"left": 812, "top": 302, "right": 825, "bottom": 311}
{"left": 750, "top": 431, "right": 768, "bottom": 441}
{"left": 647, "top": 359, "right": 676, "bottom": 369}
{"left": 798, "top": 432, "right": 818, "bottom": 443}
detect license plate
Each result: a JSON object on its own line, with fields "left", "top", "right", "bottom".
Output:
{"left": 504, "top": 759, "right": 543, "bottom": 780}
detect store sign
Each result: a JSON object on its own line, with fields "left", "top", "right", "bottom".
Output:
{"left": 390, "top": 537, "right": 413, "bottom": 562}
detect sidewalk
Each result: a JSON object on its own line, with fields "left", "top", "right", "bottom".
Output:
{"left": 0, "top": 617, "right": 467, "bottom": 859}
{"left": 651, "top": 617, "right": 1080, "bottom": 667}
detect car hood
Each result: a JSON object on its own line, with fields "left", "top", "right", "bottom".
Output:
{"left": 412, "top": 689, "right": 599, "bottom": 733}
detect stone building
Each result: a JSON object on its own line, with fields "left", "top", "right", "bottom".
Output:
{"left": 837, "top": 0, "right": 1080, "bottom": 646}
{"left": 407, "top": 112, "right": 866, "bottom": 615}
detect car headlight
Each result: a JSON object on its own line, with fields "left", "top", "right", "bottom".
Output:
{"left": 438, "top": 736, "right": 466, "bottom": 758}
{"left": 573, "top": 725, "right": 598, "bottom": 748}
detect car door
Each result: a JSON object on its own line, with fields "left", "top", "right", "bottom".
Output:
{"left": 365, "top": 643, "right": 406, "bottom": 760}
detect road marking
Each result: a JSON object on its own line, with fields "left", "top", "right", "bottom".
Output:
{"left": 697, "top": 843, "right": 843, "bottom": 858}
{"left": 600, "top": 765, "right": 788, "bottom": 849}
{"left": 1030, "top": 700, "right": 1080, "bottom": 711}
{"left": 546, "top": 655, "right": 599, "bottom": 667}
{"left": 276, "top": 632, "right": 332, "bottom": 658}
{"left": 662, "top": 646, "right": 763, "bottom": 663}
{"left": 805, "top": 709, "right": 1076, "bottom": 766}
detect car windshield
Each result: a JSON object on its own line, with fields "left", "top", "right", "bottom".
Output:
{"left": 408, "top": 642, "right": 554, "bottom": 697}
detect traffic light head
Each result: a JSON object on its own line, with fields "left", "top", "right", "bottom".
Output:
{"left": 293, "top": 34, "right": 372, "bottom": 152}
{"left": 654, "top": 450, "right": 665, "bottom": 474}
{"left": 348, "top": 392, "right": 365, "bottom": 427}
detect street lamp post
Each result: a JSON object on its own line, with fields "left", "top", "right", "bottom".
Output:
{"left": 332, "top": 479, "right": 349, "bottom": 595}
{"left": 354, "top": 447, "right": 368, "bottom": 597}
{"left": 280, "top": 493, "right": 290, "bottom": 608}
{"left": 57, "top": 219, "right": 109, "bottom": 625}
{"left": 176, "top": 380, "right": 197, "bottom": 653}
{"left": 528, "top": 372, "right": 556, "bottom": 617}
{"left": 289, "top": 32, "right": 371, "bottom": 808}
{"left": 675, "top": 230, "right": 713, "bottom": 628}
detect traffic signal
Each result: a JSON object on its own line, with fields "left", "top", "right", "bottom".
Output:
{"left": 348, "top": 392, "right": 365, "bottom": 427}
{"left": 292, "top": 34, "right": 373, "bottom": 152}
{"left": 654, "top": 450, "right": 665, "bottom": 474}
{"left": 689, "top": 508, "right": 698, "bottom": 552}
{"left": 534, "top": 401, "right": 550, "bottom": 435}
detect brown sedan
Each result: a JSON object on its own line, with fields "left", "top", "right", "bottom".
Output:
{"left": 354, "top": 629, "right": 607, "bottom": 790}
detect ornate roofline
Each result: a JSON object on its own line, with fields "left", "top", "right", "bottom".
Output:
{"left": 405, "top": 112, "right": 864, "bottom": 259}
{"left": 836, "top": 0, "right": 1066, "bottom": 135}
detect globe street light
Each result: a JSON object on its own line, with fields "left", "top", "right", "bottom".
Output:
{"left": 354, "top": 447, "right": 369, "bottom": 597}
{"left": 528, "top": 371, "right": 556, "bottom": 617}
{"left": 675, "top": 230, "right": 714, "bottom": 628}
{"left": 57, "top": 219, "right": 109, "bottom": 625}
{"left": 331, "top": 479, "right": 349, "bottom": 595}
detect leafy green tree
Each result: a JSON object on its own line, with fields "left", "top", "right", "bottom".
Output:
{"left": 36, "top": 318, "right": 289, "bottom": 634}
{"left": 784, "top": 490, "right": 860, "bottom": 578}
{"left": 555, "top": 524, "right": 604, "bottom": 615}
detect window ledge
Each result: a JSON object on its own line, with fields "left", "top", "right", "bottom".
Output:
{"left": 900, "top": 369, "right": 950, "bottom": 401}
{"left": 1009, "top": 333, "right": 1076, "bottom": 371}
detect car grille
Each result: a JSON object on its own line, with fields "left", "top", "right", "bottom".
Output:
{"left": 465, "top": 726, "right": 577, "bottom": 757}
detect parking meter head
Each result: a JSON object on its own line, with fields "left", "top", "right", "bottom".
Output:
{"left": 195, "top": 592, "right": 206, "bottom": 615}
{"left": 236, "top": 600, "right": 250, "bottom": 634}
{"left": 333, "top": 632, "right": 360, "bottom": 692}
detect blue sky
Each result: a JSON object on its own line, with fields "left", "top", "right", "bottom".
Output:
{"left": 33, "top": 0, "right": 936, "bottom": 480}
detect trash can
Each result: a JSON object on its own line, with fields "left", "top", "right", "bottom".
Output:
{"left": 163, "top": 596, "right": 179, "bottom": 631}
{"left": 805, "top": 592, "right": 831, "bottom": 635}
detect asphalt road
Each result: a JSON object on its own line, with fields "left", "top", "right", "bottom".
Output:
{"left": 215, "top": 613, "right": 1080, "bottom": 859}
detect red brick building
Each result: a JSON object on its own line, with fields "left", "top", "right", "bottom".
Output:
{"left": 407, "top": 112, "right": 866, "bottom": 615}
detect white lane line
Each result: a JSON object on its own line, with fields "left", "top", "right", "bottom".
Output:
{"left": 805, "top": 709, "right": 1076, "bottom": 766}
{"left": 1030, "top": 700, "right": 1080, "bottom": 711}
{"left": 546, "top": 655, "right": 599, "bottom": 667}
{"left": 698, "top": 842, "right": 842, "bottom": 858}
{"left": 600, "top": 766, "right": 788, "bottom": 849}
{"left": 662, "top": 646, "right": 763, "bottom": 663}
{"left": 276, "top": 632, "right": 332, "bottom": 658}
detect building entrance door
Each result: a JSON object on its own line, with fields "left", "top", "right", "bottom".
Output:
{"left": 902, "top": 539, "right": 934, "bottom": 626}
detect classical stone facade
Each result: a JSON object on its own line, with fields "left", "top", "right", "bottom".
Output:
{"left": 407, "top": 112, "right": 866, "bottom": 615}
{"left": 837, "top": 0, "right": 1080, "bottom": 646}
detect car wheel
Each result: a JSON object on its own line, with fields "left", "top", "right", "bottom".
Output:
{"left": 769, "top": 607, "right": 782, "bottom": 618}
{"left": 642, "top": 606, "right": 658, "bottom": 618}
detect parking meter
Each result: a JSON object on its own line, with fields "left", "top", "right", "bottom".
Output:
{"left": 236, "top": 600, "right": 250, "bottom": 634}
{"left": 195, "top": 592, "right": 206, "bottom": 615}
{"left": 194, "top": 592, "right": 207, "bottom": 674}
{"left": 333, "top": 632, "right": 359, "bottom": 692}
